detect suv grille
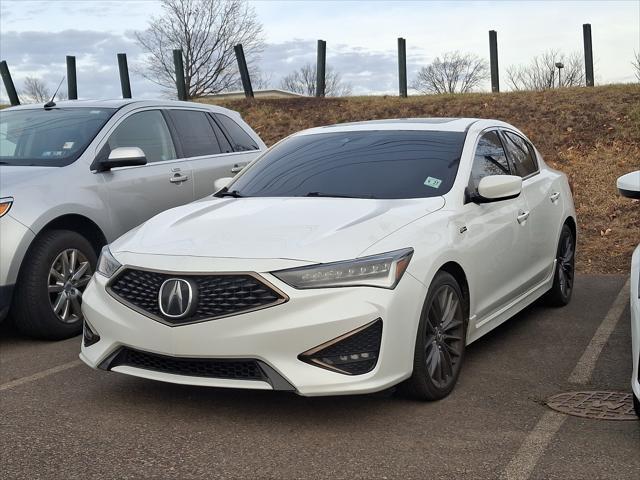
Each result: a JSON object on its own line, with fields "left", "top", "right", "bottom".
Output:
{"left": 109, "top": 347, "right": 266, "bottom": 380}
{"left": 108, "top": 268, "right": 286, "bottom": 325}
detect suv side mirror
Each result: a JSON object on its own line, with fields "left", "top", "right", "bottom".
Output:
{"left": 96, "top": 147, "right": 147, "bottom": 172}
{"left": 617, "top": 171, "right": 640, "bottom": 199}
{"left": 470, "top": 175, "right": 522, "bottom": 203}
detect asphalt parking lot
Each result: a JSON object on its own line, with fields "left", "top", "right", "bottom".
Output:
{"left": 1, "top": 274, "right": 638, "bottom": 480}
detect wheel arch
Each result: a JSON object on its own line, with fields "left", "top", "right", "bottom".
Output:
{"left": 437, "top": 261, "right": 470, "bottom": 319}
{"left": 564, "top": 215, "right": 577, "bottom": 241}
{"left": 36, "top": 214, "right": 108, "bottom": 255}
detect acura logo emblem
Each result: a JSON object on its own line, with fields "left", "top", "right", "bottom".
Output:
{"left": 158, "top": 278, "right": 197, "bottom": 319}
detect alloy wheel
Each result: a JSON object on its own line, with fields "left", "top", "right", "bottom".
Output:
{"left": 557, "top": 233, "right": 575, "bottom": 298}
{"left": 424, "top": 285, "right": 465, "bottom": 388}
{"left": 47, "top": 248, "right": 93, "bottom": 323}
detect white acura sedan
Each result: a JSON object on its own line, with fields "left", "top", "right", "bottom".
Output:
{"left": 80, "top": 118, "right": 576, "bottom": 400}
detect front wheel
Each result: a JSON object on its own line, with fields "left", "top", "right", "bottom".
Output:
{"left": 634, "top": 393, "right": 640, "bottom": 419}
{"left": 544, "top": 224, "right": 575, "bottom": 307}
{"left": 12, "top": 230, "right": 96, "bottom": 340}
{"left": 401, "top": 271, "right": 467, "bottom": 401}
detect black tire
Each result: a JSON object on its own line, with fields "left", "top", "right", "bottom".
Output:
{"left": 400, "top": 271, "right": 467, "bottom": 401}
{"left": 12, "top": 229, "right": 97, "bottom": 340}
{"left": 544, "top": 224, "right": 575, "bottom": 307}
{"left": 634, "top": 393, "right": 640, "bottom": 419}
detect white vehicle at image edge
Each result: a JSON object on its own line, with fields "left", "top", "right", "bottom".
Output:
{"left": 80, "top": 118, "right": 577, "bottom": 400}
{"left": 616, "top": 170, "right": 640, "bottom": 418}
{"left": 0, "top": 99, "right": 265, "bottom": 340}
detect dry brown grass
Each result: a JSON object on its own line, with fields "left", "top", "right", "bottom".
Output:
{"left": 197, "top": 84, "right": 640, "bottom": 274}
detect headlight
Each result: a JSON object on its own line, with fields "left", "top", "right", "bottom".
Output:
{"left": 96, "top": 246, "right": 121, "bottom": 278}
{"left": 0, "top": 197, "right": 13, "bottom": 218}
{"left": 272, "top": 248, "right": 413, "bottom": 289}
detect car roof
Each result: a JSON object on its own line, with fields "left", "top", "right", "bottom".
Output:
{"left": 3, "top": 99, "right": 232, "bottom": 113}
{"left": 295, "top": 118, "right": 486, "bottom": 136}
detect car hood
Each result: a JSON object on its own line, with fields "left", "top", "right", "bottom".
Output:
{"left": 111, "top": 196, "right": 445, "bottom": 263}
{"left": 0, "top": 165, "right": 57, "bottom": 193}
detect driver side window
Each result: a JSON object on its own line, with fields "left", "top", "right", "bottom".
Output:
{"left": 107, "top": 110, "right": 176, "bottom": 163}
{"left": 469, "top": 130, "right": 511, "bottom": 191}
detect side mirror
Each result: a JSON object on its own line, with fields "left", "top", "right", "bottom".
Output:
{"left": 96, "top": 147, "right": 147, "bottom": 171}
{"left": 213, "top": 177, "right": 233, "bottom": 192}
{"left": 617, "top": 171, "right": 640, "bottom": 199}
{"left": 472, "top": 175, "right": 522, "bottom": 203}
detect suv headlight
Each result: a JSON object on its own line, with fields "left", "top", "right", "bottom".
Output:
{"left": 272, "top": 248, "right": 413, "bottom": 289}
{"left": 96, "top": 246, "right": 121, "bottom": 278}
{"left": 0, "top": 197, "right": 13, "bottom": 218}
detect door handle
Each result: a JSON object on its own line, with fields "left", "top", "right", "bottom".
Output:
{"left": 550, "top": 192, "right": 560, "bottom": 203}
{"left": 517, "top": 210, "right": 530, "bottom": 224}
{"left": 230, "top": 164, "right": 245, "bottom": 174}
{"left": 169, "top": 174, "right": 189, "bottom": 183}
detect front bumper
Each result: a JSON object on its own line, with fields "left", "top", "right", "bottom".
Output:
{"left": 0, "top": 215, "right": 35, "bottom": 321}
{"left": 80, "top": 258, "right": 427, "bottom": 396}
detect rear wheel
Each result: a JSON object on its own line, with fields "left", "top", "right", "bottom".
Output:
{"left": 12, "top": 230, "right": 96, "bottom": 340}
{"left": 401, "top": 271, "right": 467, "bottom": 401}
{"left": 545, "top": 224, "right": 575, "bottom": 307}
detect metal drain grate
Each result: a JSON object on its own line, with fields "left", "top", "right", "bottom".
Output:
{"left": 547, "top": 391, "right": 637, "bottom": 421}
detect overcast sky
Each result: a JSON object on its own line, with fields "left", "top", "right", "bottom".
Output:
{"left": 1, "top": 0, "right": 638, "bottom": 102}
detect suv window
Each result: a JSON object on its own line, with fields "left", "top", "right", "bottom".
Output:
{"left": 227, "top": 130, "right": 466, "bottom": 199}
{"left": 167, "top": 110, "right": 222, "bottom": 157}
{"left": 501, "top": 131, "right": 538, "bottom": 177}
{"left": 214, "top": 114, "right": 258, "bottom": 152}
{"left": 107, "top": 110, "right": 176, "bottom": 163}
{"left": 469, "top": 131, "right": 510, "bottom": 190}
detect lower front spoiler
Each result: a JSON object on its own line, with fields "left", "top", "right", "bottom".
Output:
{"left": 85, "top": 346, "right": 297, "bottom": 392}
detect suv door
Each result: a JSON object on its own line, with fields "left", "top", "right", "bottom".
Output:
{"left": 95, "top": 109, "right": 195, "bottom": 237}
{"left": 501, "top": 130, "right": 562, "bottom": 285}
{"left": 462, "top": 130, "right": 532, "bottom": 321}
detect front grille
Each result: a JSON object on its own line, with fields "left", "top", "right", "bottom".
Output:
{"left": 108, "top": 268, "right": 286, "bottom": 325}
{"left": 299, "top": 319, "right": 383, "bottom": 375}
{"left": 109, "top": 347, "right": 266, "bottom": 381}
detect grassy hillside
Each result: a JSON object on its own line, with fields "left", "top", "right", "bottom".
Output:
{"left": 199, "top": 84, "right": 640, "bottom": 274}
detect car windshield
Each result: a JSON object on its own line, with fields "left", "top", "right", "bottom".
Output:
{"left": 227, "top": 130, "right": 467, "bottom": 199}
{"left": 0, "top": 107, "right": 116, "bottom": 167}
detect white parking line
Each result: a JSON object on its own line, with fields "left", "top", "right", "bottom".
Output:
{"left": 568, "top": 278, "right": 630, "bottom": 384}
{"left": 500, "top": 278, "right": 630, "bottom": 480}
{"left": 0, "top": 359, "right": 82, "bottom": 392}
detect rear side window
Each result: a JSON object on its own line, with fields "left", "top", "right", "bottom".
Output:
{"left": 501, "top": 131, "right": 538, "bottom": 177}
{"left": 469, "top": 131, "right": 510, "bottom": 190}
{"left": 168, "top": 110, "right": 221, "bottom": 157}
{"left": 214, "top": 114, "right": 258, "bottom": 152}
{"left": 107, "top": 110, "right": 176, "bottom": 163}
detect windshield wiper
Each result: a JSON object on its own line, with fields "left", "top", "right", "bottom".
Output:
{"left": 305, "top": 191, "right": 373, "bottom": 199}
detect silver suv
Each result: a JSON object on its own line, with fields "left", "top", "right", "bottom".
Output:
{"left": 0, "top": 99, "right": 266, "bottom": 339}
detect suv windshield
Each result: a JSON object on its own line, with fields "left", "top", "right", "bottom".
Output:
{"left": 228, "top": 130, "right": 466, "bottom": 199}
{"left": 0, "top": 107, "right": 116, "bottom": 167}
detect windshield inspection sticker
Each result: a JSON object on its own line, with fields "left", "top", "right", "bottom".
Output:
{"left": 424, "top": 177, "right": 442, "bottom": 188}
{"left": 62, "top": 141, "right": 75, "bottom": 150}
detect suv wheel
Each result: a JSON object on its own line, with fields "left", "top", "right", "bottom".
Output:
{"left": 13, "top": 230, "right": 96, "bottom": 340}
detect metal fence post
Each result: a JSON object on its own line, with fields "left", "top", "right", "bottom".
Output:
{"left": 489, "top": 30, "right": 500, "bottom": 93}
{"left": 316, "top": 40, "right": 326, "bottom": 97}
{"left": 234, "top": 44, "right": 254, "bottom": 98}
{"left": 66, "top": 55, "right": 77, "bottom": 99}
{"left": 117, "top": 53, "right": 132, "bottom": 99}
{"left": 0, "top": 60, "right": 20, "bottom": 106}
{"left": 398, "top": 37, "right": 408, "bottom": 98}
{"left": 173, "top": 49, "right": 188, "bottom": 101}
{"left": 583, "top": 24, "right": 594, "bottom": 87}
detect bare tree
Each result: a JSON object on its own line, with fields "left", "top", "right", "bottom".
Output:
{"left": 507, "top": 50, "right": 585, "bottom": 91}
{"left": 280, "top": 63, "right": 352, "bottom": 97}
{"left": 21, "top": 77, "right": 51, "bottom": 103}
{"left": 411, "top": 51, "right": 489, "bottom": 94}
{"left": 135, "top": 0, "right": 264, "bottom": 98}
{"left": 633, "top": 52, "right": 640, "bottom": 82}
